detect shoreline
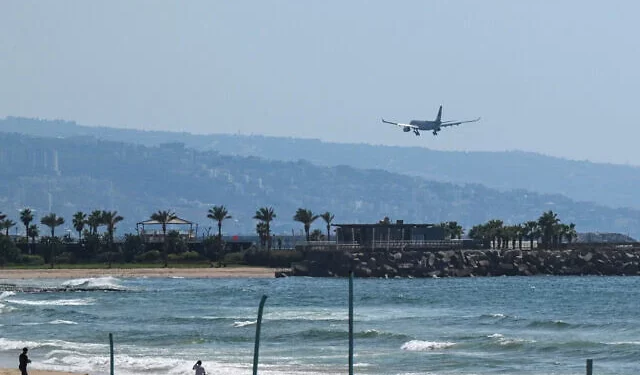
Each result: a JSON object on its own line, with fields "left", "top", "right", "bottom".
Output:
{"left": 0, "top": 370, "right": 86, "bottom": 375}
{"left": 0, "top": 266, "right": 277, "bottom": 279}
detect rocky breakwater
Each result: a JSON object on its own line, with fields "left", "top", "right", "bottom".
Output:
{"left": 293, "top": 246, "right": 640, "bottom": 277}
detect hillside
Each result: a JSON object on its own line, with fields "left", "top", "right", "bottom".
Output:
{"left": 2, "top": 116, "right": 639, "bottom": 211}
{"left": 0, "top": 132, "right": 638, "bottom": 238}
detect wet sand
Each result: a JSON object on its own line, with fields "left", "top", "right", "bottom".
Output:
{"left": 0, "top": 370, "right": 87, "bottom": 375}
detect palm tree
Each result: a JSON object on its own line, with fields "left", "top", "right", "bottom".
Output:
{"left": 522, "top": 220, "right": 539, "bottom": 249}
{"left": 468, "top": 224, "right": 487, "bottom": 242}
{"left": 87, "top": 210, "right": 104, "bottom": 235}
{"left": 207, "top": 205, "right": 232, "bottom": 240}
{"left": 102, "top": 211, "right": 124, "bottom": 268}
{"left": 485, "top": 219, "right": 504, "bottom": 249}
{"left": 72, "top": 211, "right": 87, "bottom": 241}
{"left": 40, "top": 213, "right": 65, "bottom": 268}
{"left": 448, "top": 221, "right": 464, "bottom": 240}
{"left": 0, "top": 211, "right": 6, "bottom": 222}
{"left": 565, "top": 223, "right": 577, "bottom": 244}
{"left": 27, "top": 224, "right": 39, "bottom": 249}
{"left": 20, "top": 208, "right": 34, "bottom": 242}
{"left": 1, "top": 219, "right": 16, "bottom": 237}
{"left": 150, "top": 210, "right": 177, "bottom": 267}
{"left": 319, "top": 212, "right": 335, "bottom": 241}
{"left": 253, "top": 207, "right": 276, "bottom": 250}
{"left": 538, "top": 210, "right": 560, "bottom": 249}
{"left": 256, "top": 222, "right": 268, "bottom": 247}
{"left": 293, "top": 208, "right": 319, "bottom": 241}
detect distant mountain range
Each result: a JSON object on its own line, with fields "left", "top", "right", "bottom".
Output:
{"left": 0, "top": 120, "right": 639, "bottom": 238}
{"left": 2, "top": 116, "right": 639, "bottom": 212}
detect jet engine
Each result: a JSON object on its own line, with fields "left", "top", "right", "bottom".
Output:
{"left": 403, "top": 126, "right": 411, "bottom": 132}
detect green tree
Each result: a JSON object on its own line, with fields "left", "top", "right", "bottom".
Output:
{"left": 253, "top": 207, "right": 276, "bottom": 250}
{"left": 319, "top": 212, "right": 335, "bottom": 241}
{"left": 40, "top": 213, "right": 65, "bottom": 268}
{"left": 468, "top": 224, "right": 487, "bottom": 242}
{"left": 538, "top": 210, "right": 560, "bottom": 249}
{"left": 102, "top": 210, "right": 124, "bottom": 268}
{"left": 485, "top": 219, "right": 504, "bottom": 249}
{"left": 1, "top": 219, "right": 16, "bottom": 237}
{"left": 150, "top": 210, "right": 177, "bottom": 267}
{"left": 207, "top": 205, "right": 232, "bottom": 240}
{"left": 309, "top": 229, "right": 325, "bottom": 241}
{"left": 72, "top": 211, "right": 87, "bottom": 241}
{"left": 20, "top": 208, "right": 34, "bottom": 243}
{"left": 522, "top": 221, "right": 539, "bottom": 249}
{"left": 256, "top": 222, "right": 268, "bottom": 247}
{"left": 87, "top": 210, "right": 104, "bottom": 235}
{"left": 293, "top": 208, "right": 319, "bottom": 241}
{"left": 27, "top": 224, "right": 39, "bottom": 248}
{"left": 565, "top": 223, "right": 577, "bottom": 244}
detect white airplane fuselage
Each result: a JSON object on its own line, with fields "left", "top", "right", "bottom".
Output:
{"left": 408, "top": 120, "right": 441, "bottom": 132}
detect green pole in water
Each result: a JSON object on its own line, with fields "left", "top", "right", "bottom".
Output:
{"left": 109, "top": 333, "right": 114, "bottom": 375}
{"left": 253, "top": 295, "right": 268, "bottom": 375}
{"left": 348, "top": 270, "right": 354, "bottom": 375}
{"left": 586, "top": 359, "right": 593, "bottom": 375}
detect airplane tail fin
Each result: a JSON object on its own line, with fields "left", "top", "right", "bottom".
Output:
{"left": 435, "top": 105, "right": 443, "bottom": 122}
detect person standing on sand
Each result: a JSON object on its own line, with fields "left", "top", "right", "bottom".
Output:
{"left": 193, "top": 360, "right": 207, "bottom": 375}
{"left": 19, "top": 347, "right": 31, "bottom": 375}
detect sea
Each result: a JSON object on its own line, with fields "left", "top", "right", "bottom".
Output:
{"left": 1, "top": 275, "right": 639, "bottom": 375}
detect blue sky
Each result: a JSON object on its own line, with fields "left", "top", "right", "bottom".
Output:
{"left": 1, "top": 1, "right": 639, "bottom": 165}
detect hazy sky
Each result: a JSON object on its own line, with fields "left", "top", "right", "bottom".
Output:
{"left": 2, "top": 1, "right": 639, "bottom": 165}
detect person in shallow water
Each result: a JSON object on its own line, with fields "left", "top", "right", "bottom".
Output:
{"left": 193, "top": 360, "right": 207, "bottom": 375}
{"left": 19, "top": 347, "right": 31, "bottom": 375}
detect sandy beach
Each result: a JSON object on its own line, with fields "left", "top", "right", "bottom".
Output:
{"left": 0, "top": 266, "right": 277, "bottom": 279}
{"left": 0, "top": 370, "right": 87, "bottom": 375}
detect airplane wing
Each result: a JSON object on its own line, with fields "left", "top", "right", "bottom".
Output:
{"left": 439, "top": 117, "right": 481, "bottom": 127}
{"left": 381, "top": 118, "right": 419, "bottom": 129}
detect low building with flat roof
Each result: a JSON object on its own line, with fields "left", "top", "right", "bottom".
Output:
{"left": 332, "top": 220, "right": 445, "bottom": 246}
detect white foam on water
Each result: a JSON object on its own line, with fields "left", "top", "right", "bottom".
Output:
{"left": 264, "top": 309, "right": 346, "bottom": 322}
{"left": 61, "top": 276, "right": 125, "bottom": 290}
{"left": 0, "top": 291, "right": 16, "bottom": 299}
{"left": 233, "top": 320, "right": 256, "bottom": 327}
{"left": 488, "top": 333, "right": 535, "bottom": 346}
{"left": 0, "top": 337, "right": 106, "bottom": 352}
{"left": 606, "top": 341, "right": 640, "bottom": 345}
{"left": 5, "top": 297, "right": 95, "bottom": 306}
{"left": 401, "top": 340, "right": 456, "bottom": 351}
{"left": 50, "top": 320, "right": 78, "bottom": 325}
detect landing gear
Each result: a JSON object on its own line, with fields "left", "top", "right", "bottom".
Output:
{"left": 432, "top": 130, "right": 438, "bottom": 136}
{"left": 414, "top": 130, "right": 420, "bottom": 136}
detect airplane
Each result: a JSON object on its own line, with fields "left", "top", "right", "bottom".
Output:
{"left": 382, "top": 106, "right": 480, "bottom": 136}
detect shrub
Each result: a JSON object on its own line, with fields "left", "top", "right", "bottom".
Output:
{"left": 167, "top": 251, "right": 202, "bottom": 262}
{"left": 20, "top": 254, "right": 45, "bottom": 265}
{"left": 223, "top": 251, "right": 246, "bottom": 265}
{"left": 135, "top": 250, "right": 161, "bottom": 263}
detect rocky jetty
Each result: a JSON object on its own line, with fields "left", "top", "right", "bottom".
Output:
{"left": 292, "top": 245, "right": 640, "bottom": 277}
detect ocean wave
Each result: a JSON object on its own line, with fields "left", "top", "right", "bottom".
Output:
{"left": 401, "top": 340, "right": 455, "bottom": 351}
{"left": 233, "top": 320, "right": 256, "bottom": 327}
{"left": 271, "top": 328, "right": 410, "bottom": 342}
{"left": 527, "top": 319, "right": 572, "bottom": 329}
{"left": 0, "top": 291, "right": 16, "bottom": 299}
{"left": 0, "top": 337, "right": 105, "bottom": 352}
{"left": 61, "top": 276, "right": 126, "bottom": 291}
{"left": 50, "top": 319, "right": 78, "bottom": 325}
{"left": 487, "top": 333, "right": 535, "bottom": 347}
{"left": 5, "top": 297, "right": 95, "bottom": 306}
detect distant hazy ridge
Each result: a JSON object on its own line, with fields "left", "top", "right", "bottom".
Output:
{"left": 0, "top": 117, "right": 639, "bottom": 237}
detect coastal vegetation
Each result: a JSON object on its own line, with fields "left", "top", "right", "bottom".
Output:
{"left": 0, "top": 205, "right": 584, "bottom": 269}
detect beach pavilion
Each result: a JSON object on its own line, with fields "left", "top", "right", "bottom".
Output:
{"left": 136, "top": 216, "right": 198, "bottom": 243}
